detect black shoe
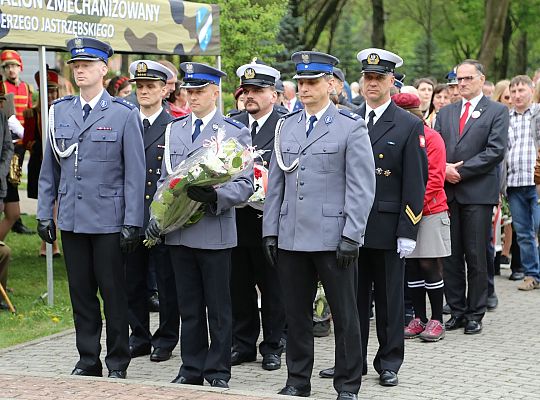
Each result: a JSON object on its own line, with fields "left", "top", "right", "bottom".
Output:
{"left": 379, "top": 370, "right": 398, "bottom": 386}
{"left": 442, "top": 303, "right": 451, "bottom": 315}
{"left": 313, "top": 320, "right": 331, "bottom": 337}
{"left": 129, "top": 344, "right": 151, "bottom": 358}
{"left": 262, "top": 353, "right": 281, "bottom": 371}
{"left": 171, "top": 375, "right": 203, "bottom": 385}
{"left": 509, "top": 271, "right": 525, "bottom": 281}
{"left": 148, "top": 293, "right": 160, "bottom": 312}
{"left": 11, "top": 219, "right": 34, "bottom": 234}
{"left": 231, "top": 350, "right": 256, "bottom": 366}
{"left": 500, "top": 255, "right": 510, "bottom": 265}
{"left": 71, "top": 367, "right": 102, "bottom": 377}
{"left": 319, "top": 366, "right": 335, "bottom": 378}
{"left": 210, "top": 379, "right": 229, "bottom": 388}
{"left": 464, "top": 320, "right": 482, "bottom": 334}
{"left": 150, "top": 347, "right": 172, "bottom": 362}
{"left": 487, "top": 294, "right": 498, "bottom": 311}
{"left": 337, "top": 392, "right": 357, "bottom": 400}
{"left": 277, "top": 384, "right": 311, "bottom": 397}
{"left": 108, "top": 370, "right": 126, "bottom": 379}
{"left": 445, "top": 316, "right": 466, "bottom": 331}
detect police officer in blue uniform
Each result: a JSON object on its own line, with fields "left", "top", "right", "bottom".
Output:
{"left": 37, "top": 37, "right": 145, "bottom": 379}
{"left": 125, "top": 60, "right": 179, "bottom": 363}
{"left": 229, "top": 61, "right": 287, "bottom": 371}
{"left": 262, "top": 51, "right": 376, "bottom": 400}
{"left": 146, "top": 62, "right": 253, "bottom": 388}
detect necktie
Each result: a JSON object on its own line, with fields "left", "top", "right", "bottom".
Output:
{"left": 143, "top": 118, "right": 150, "bottom": 134}
{"left": 459, "top": 101, "right": 471, "bottom": 135}
{"left": 286, "top": 100, "right": 291, "bottom": 111}
{"left": 250, "top": 121, "right": 258, "bottom": 138}
{"left": 82, "top": 104, "right": 92, "bottom": 122}
{"left": 367, "top": 110, "right": 376, "bottom": 131}
{"left": 192, "top": 118, "right": 203, "bottom": 142}
{"left": 306, "top": 115, "right": 317, "bottom": 138}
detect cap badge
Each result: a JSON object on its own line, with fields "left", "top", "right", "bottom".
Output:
{"left": 136, "top": 62, "right": 148, "bottom": 74}
{"left": 186, "top": 63, "right": 194, "bottom": 73}
{"left": 301, "top": 53, "right": 310, "bottom": 64}
{"left": 367, "top": 53, "right": 380, "bottom": 65}
{"left": 74, "top": 38, "right": 83, "bottom": 49}
{"left": 244, "top": 68, "right": 256, "bottom": 80}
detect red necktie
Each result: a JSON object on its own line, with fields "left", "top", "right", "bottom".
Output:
{"left": 459, "top": 101, "right": 471, "bottom": 135}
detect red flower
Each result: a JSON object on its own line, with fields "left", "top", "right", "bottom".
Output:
{"left": 254, "top": 167, "right": 262, "bottom": 180}
{"left": 169, "top": 177, "right": 182, "bottom": 189}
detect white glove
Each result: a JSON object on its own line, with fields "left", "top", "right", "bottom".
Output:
{"left": 397, "top": 237, "right": 416, "bottom": 258}
{"left": 8, "top": 114, "right": 24, "bottom": 139}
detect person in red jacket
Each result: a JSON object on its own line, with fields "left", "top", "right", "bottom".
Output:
{"left": 393, "top": 93, "right": 451, "bottom": 342}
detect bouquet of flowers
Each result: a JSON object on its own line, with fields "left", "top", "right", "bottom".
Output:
{"left": 246, "top": 163, "right": 268, "bottom": 211}
{"left": 144, "top": 129, "right": 254, "bottom": 247}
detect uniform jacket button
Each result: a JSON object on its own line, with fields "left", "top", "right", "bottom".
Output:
{"left": 157, "top": 156, "right": 162, "bottom": 161}
{"left": 147, "top": 181, "right": 152, "bottom": 186}
{"left": 78, "top": 137, "right": 83, "bottom": 142}
{"left": 145, "top": 195, "right": 150, "bottom": 200}
{"left": 76, "top": 176, "right": 81, "bottom": 180}
{"left": 300, "top": 166, "right": 305, "bottom": 170}
{"left": 77, "top": 194, "right": 82, "bottom": 199}
{"left": 302, "top": 151, "right": 306, "bottom": 155}
{"left": 299, "top": 196, "right": 304, "bottom": 200}
{"left": 78, "top": 157, "right": 82, "bottom": 161}
{"left": 299, "top": 181, "right": 304, "bottom": 186}
{"left": 149, "top": 169, "right": 153, "bottom": 173}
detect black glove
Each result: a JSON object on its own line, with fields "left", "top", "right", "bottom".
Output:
{"left": 336, "top": 236, "right": 359, "bottom": 269}
{"left": 145, "top": 219, "right": 161, "bottom": 242}
{"left": 37, "top": 219, "right": 56, "bottom": 244}
{"left": 262, "top": 236, "right": 278, "bottom": 268}
{"left": 120, "top": 225, "right": 140, "bottom": 254}
{"left": 187, "top": 186, "right": 217, "bottom": 204}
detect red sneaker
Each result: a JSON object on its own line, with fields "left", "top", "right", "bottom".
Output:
{"left": 420, "top": 319, "right": 445, "bottom": 342}
{"left": 404, "top": 318, "right": 425, "bottom": 339}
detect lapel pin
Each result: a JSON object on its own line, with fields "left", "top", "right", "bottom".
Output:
{"left": 100, "top": 100, "right": 108, "bottom": 108}
{"left": 387, "top": 141, "right": 396, "bottom": 145}
{"left": 471, "top": 110, "right": 481, "bottom": 119}
{"left": 157, "top": 144, "right": 165, "bottom": 149}
{"left": 212, "top": 123, "right": 219, "bottom": 131}
{"left": 325, "top": 115, "right": 333, "bottom": 124}
{"left": 376, "top": 167, "right": 383, "bottom": 175}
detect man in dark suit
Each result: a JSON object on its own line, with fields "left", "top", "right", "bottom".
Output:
{"left": 125, "top": 60, "right": 179, "bottom": 363}
{"left": 321, "top": 48, "right": 427, "bottom": 387}
{"left": 435, "top": 59, "right": 509, "bottom": 335}
{"left": 229, "top": 61, "right": 287, "bottom": 371}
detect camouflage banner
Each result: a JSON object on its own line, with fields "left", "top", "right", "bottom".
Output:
{"left": 0, "top": 0, "right": 220, "bottom": 55}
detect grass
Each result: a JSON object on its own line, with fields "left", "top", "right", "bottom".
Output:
{"left": 0, "top": 215, "right": 73, "bottom": 349}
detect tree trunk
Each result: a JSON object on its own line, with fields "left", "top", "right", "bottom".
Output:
{"left": 499, "top": 13, "right": 512, "bottom": 81}
{"left": 371, "top": 0, "right": 385, "bottom": 48}
{"left": 477, "top": 0, "right": 510, "bottom": 71}
{"left": 515, "top": 31, "right": 528, "bottom": 75}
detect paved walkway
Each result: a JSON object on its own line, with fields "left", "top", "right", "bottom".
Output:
{"left": 1, "top": 267, "right": 539, "bottom": 399}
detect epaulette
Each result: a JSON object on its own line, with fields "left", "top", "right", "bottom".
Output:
{"left": 223, "top": 116, "right": 246, "bottom": 129}
{"left": 281, "top": 109, "right": 303, "bottom": 119}
{"left": 226, "top": 109, "right": 243, "bottom": 118}
{"left": 52, "top": 95, "right": 74, "bottom": 105}
{"left": 112, "top": 96, "right": 136, "bottom": 109}
{"left": 339, "top": 109, "right": 361, "bottom": 120}
{"left": 274, "top": 105, "right": 289, "bottom": 115}
{"left": 171, "top": 114, "right": 190, "bottom": 124}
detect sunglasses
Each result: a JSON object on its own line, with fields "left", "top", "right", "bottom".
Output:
{"left": 503, "top": 95, "right": 510, "bottom": 100}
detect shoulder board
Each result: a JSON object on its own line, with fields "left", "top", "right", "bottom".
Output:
{"left": 281, "top": 109, "right": 303, "bottom": 119}
{"left": 52, "top": 95, "right": 74, "bottom": 105}
{"left": 339, "top": 109, "right": 361, "bottom": 120}
{"left": 274, "top": 105, "right": 289, "bottom": 115}
{"left": 223, "top": 116, "right": 246, "bottom": 129}
{"left": 112, "top": 96, "right": 136, "bottom": 109}
{"left": 226, "top": 109, "right": 243, "bottom": 118}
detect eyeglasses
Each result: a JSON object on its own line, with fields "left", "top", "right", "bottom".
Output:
{"left": 456, "top": 75, "right": 481, "bottom": 83}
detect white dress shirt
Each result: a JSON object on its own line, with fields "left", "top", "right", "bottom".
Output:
{"left": 305, "top": 101, "right": 332, "bottom": 132}
{"left": 192, "top": 107, "right": 217, "bottom": 135}
{"left": 140, "top": 107, "right": 163, "bottom": 126}
{"left": 365, "top": 99, "right": 391, "bottom": 126}
{"left": 460, "top": 92, "right": 484, "bottom": 123}
{"left": 80, "top": 89, "right": 104, "bottom": 111}
{"left": 248, "top": 110, "right": 273, "bottom": 134}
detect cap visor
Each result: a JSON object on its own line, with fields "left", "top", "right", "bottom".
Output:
{"left": 67, "top": 56, "right": 103, "bottom": 64}
{"left": 241, "top": 80, "right": 272, "bottom": 88}
{"left": 293, "top": 72, "right": 326, "bottom": 80}
{"left": 362, "top": 67, "right": 390, "bottom": 75}
{"left": 129, "top": 76, "right": 164, "bottom": 82}
{"left": 180, "top": 81, "right": 212, "bottom": 89}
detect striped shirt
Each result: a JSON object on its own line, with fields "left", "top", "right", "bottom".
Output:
{"left": 507, "top": 103, "right": 540, "bottom": 187}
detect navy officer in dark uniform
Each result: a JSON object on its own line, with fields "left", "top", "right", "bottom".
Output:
{"left": 146, "top": 62, "right": 253, "bottom": 388}
{"left": 125, "top": 60, "right": 179, "bottom": 363}
{"left": 229, "top": 61, "right": 287, "bottom": 371}
{"left": 37, "top": 37, "right": 145, "bottom": 379}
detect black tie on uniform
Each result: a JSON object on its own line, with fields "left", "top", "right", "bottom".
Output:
{"left": 82, "top": 104, "right": 92, "bottom": 122}
{"left": 143, "top": 118, "right": 150, "bottom": 134}
{"left": 367, "top": 110, "right": 375, "bottom": 131}
{"left": 250, "top": 121, "right": 258, "bottom": 139}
